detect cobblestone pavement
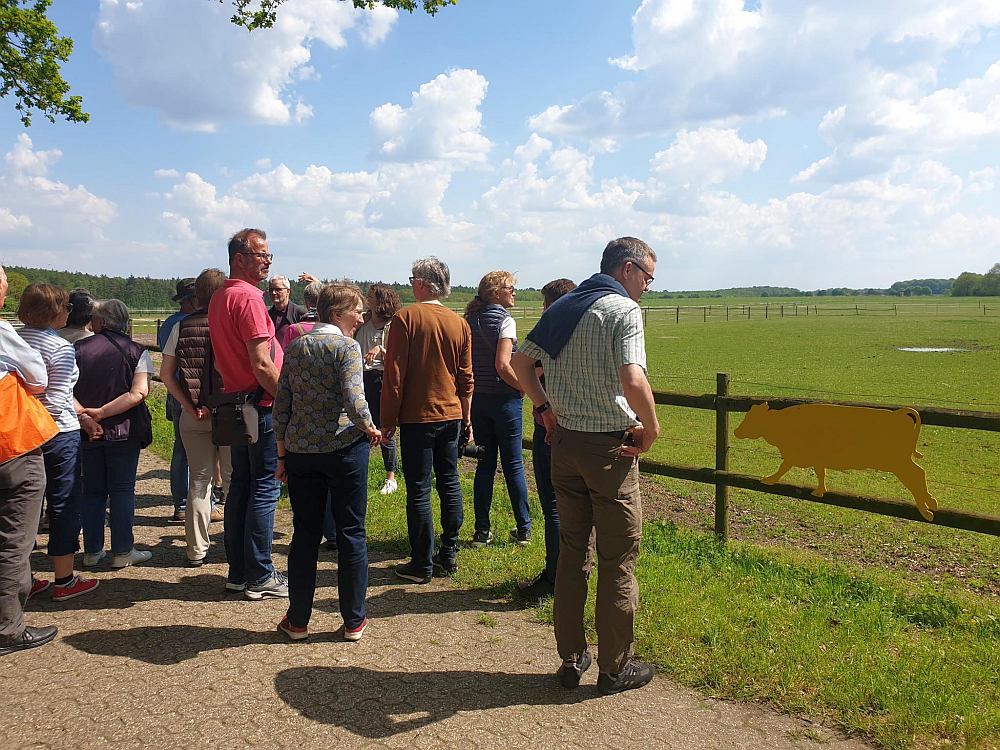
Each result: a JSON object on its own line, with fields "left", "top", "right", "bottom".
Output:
{"left": 3, "top": 452, "right": 874, "bottom": 750}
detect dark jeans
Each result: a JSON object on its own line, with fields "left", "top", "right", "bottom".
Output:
{"left": 532, "top": 422, "right": 560, "bottom": 582}
{"left": 399, "top": 420, "right": 464, "bottom": 575}
{"left": 471, "top": 392, "right": 530, "bottom": 533}
{"left": 42, "top": 430, "right": 82, "bottom": 557}
{"left": 225, "top": 408, "right": 280, "bottom": 587}
{"left": 0, "top": 450, "right": 44, "bottom": 643}
{"left": 363, "top": 371, "right": 397, "bottom": 473}
{"left": 286, "top": 438, "right": 369, "bottom": 629}
{"left": 80, "top": 441, "right": 142, "bottom": 555}
{"left": 168, "top": 396, "right": 189, "bottom": 513}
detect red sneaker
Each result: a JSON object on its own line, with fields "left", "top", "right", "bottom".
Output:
{"left": 28, "top": 578, "right": 50, "bottom": 600}
{"left": 51, "top": 576, "right": 99, "bottom": 602}
{"left": 277, "top": 615, "right": 308, "bottom": 641}
{"left": 344, "top": 618, "right": 368, "bottom": 642}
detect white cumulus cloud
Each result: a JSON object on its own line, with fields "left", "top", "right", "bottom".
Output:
{"left": 95, "top": 0, "right": 398, "bottom": 130}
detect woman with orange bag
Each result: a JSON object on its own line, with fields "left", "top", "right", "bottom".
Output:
{"left": 0, "top": 265, "right": 61, "bottom": 656}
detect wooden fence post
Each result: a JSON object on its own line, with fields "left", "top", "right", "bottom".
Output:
{"left": 715, "top": 372, "right": 730, "bottom": 541}
{"left": 726, "top": 306, "right": 729, "bottom": 321}
{"left": 675, "top": 306, "right": 680, "bottom": 324}
{"left": 703, "top": 306, "right": 707, "bottom": 322}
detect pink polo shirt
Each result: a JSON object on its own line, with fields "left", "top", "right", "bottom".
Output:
{"left": 208, "top": 278, "right": 284, "bottom": 408}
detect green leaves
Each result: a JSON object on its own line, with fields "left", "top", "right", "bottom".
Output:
{"left": 227, "top": 0, "right": 458, "bottom": 31}
{"left": 0, "top": 0, "right": 88, "bottom": 126}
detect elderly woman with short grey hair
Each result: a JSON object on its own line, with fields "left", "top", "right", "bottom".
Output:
{"left": 74, "top": 299, "right": 155, "bottom": 569}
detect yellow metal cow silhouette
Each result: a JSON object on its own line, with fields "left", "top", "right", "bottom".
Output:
{"left": 733, "top": 403, "right": 938, "bottom": 521}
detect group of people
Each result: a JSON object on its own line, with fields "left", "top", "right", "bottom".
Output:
{"left": 0, "top": 231, "right": 662, "bottom": 696}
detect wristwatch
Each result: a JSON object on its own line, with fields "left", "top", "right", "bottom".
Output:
{"left": 536, "top": 401, "right": 552, "bottom": 414}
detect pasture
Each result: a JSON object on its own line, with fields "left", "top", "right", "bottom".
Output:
{"left": 142, "top": 297, "right": 1000, "bottom": 749}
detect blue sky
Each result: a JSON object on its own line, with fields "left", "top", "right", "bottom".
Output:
{"left": 1, "top": 0, "right": 999, "bottom": 291}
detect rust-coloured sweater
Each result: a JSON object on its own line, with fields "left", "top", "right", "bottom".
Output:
{"left": 380, "top": 302, "right": 474, "bottom": 430}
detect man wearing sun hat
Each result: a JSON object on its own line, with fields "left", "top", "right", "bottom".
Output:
{"left": 159, "top": 278, "right": 197, "bottom": 524}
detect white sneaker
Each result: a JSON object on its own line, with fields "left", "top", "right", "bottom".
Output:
{"left": 379, "top": 478, "right": 398, "bottom": 495}
{"left": 111, "top": 549, "right": 153, "bottom": 569}
{"left": 82, "top": 550, "right": 106, "bottom": 567}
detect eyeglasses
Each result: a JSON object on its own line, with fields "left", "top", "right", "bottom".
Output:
{"left": 239, "top": 251, "right": 273, "bottom": 262}
{"left": 501, "top": 285, "right": 515, "bottom": 292}
{"left": 64, "top": 302, "right": 74, "bottom": 312}
{"left": 408, "top": 276, "right": 419, "bottom": 285}
{"left": 269, "top": 286, "right": 289, "bottom": 293}
{"left": 630, "top": 261, "right": 654, "bottom": 285}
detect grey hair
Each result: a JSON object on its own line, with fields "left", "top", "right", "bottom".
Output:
{"left": 411, "top": 256, "right": 451, "bottom": 299}
{"left": 268, "top": 275, "right": 290, "bottom": 290}
{"left": 93, "top": 299, "right": 130, "bottom": 334}
{"left": 303, "top": 280, "right": 323, "bottom": 308}
{"left": 599, "top": 237, "right": 657, "bottom": 275}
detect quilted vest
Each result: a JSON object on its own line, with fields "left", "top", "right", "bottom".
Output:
{"left": 174, "top": 310, "right": 222, "bottom": 408}
{"left": 468, "top": 304, "right": 519, "bottom": 397}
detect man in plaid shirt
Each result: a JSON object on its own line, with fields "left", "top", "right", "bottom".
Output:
{"left": 513, "top": 237, "right": 661, "bottom": 696}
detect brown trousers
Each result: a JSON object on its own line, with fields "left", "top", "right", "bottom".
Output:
{"left": 0, "top": 450, "right": 45, "bottom": 643}
{"left": 551, "top": 428, "right": 642, "bottom": 674}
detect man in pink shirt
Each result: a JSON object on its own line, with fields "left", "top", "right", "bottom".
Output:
{"left": 208, "top": 228, "right": 287, "bottom": 600}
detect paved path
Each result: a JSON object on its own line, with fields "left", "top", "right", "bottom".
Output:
{"left": 4, "top": 452, "right": 873, "bottom": 750}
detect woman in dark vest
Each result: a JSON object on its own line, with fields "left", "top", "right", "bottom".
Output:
{"left": 75, "top": 299, "right": 154, "bottom": 569}
{"left": 465, "top": 270, "right": 531, "bottom": 548}
{"left": 159, "top": 269, "right": 230, "bottom": 566}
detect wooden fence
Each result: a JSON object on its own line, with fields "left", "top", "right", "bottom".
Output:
{"left": 627, "top": 374, "right": 1000, "bottom": 540}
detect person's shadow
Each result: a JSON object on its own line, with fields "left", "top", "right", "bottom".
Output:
{"left": 63, "top": 625, "right": 341, "bottom": 664}
{"left": 274, "top": 666, "right": 593, "bottom": 737}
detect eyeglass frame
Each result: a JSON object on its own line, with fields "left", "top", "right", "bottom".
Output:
{"left": 239, "top": 251, "right": 274, "bottom": 262}
{"left": 628, "top": 260, "right": 655, "bottom": 285}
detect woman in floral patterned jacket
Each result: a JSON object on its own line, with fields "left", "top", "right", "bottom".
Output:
{"left": 273, "top": 283, "right": 382, "bottom": 642}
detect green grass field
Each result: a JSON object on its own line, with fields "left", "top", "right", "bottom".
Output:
{"left": 144, "top": 298, "right": 999, "bottom": 749}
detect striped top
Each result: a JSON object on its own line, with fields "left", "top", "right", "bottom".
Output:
{"left": 17, "top": 326, "right": 81, "bottom": 433}
{"left": 519, "top": 294, "right": 646, "bottom": 432}
{"left": 273, "top": 323, "right": 375, "bottom": 454}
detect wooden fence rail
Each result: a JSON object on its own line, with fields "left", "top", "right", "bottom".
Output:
{"left": 527, "top": 373, "right": 1000, "bottom": 540}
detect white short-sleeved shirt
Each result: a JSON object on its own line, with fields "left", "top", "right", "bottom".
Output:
{"left": 499, "top": 316, "right": 516, "bottom": 341}
{"left": 162, "top": 324, "right": 180, "bottom": 358}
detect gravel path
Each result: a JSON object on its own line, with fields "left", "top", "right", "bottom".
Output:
{"left": 4, "top": 451, "right": 874, "bottom": 750}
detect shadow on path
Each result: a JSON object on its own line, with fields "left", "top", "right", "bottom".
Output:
{"left": 63, "top": 624, "right": 332, "bottom": 664}
{"left": 275, "top": 665, "right": 591, "bottom": 737}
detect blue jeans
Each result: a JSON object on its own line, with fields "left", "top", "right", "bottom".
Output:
{"left": 225, "top": 408, "right": 280, "bottom": 587}
{"left": 399, "top": 420, "right": 464, "bottom": 574}
{"left": 286, "top": 438, "right": 369, "bottom": 629}
{"left": 532, "top": 422, "right": 560, "bottom": 582}
{"left": 168, "top": 396, "right": 189, "bottom": 513}
{"left": 363, "top": 371, "right": 397, "bottom": 473}
{"left": 471, "top": 392, "right": 531, "bottom": 534}
{"left": 42, "top": 430, "right": 82, "bottom": 557}
{"left": 80, "top": 441, "right": 142, "bottom": 555}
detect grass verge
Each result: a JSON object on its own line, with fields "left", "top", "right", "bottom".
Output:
{"left": 147, "top": 384, "right": 999, "bottom": 749}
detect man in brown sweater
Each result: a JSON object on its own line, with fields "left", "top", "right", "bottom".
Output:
{"left": 381, "top": 257, "right": 473, "bottom": 582}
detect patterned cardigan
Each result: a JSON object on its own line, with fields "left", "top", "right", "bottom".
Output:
{"left": 273, "top": 323, "right": 375, "bottom": 454}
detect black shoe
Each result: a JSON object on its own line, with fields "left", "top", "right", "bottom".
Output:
{"left": 471, "top": 529, "right": 493, "bottom": 547}
{"left": 556, "top": 651, "right": 592, "bottom": 689}
{"left": 597, "top": 658, "right": 656, "bottom": 696}
{"left": 0, "top": 625, "right": 58, "bottom": 657}
{"left": 509, "top": 527, "right": 532, "bottom": 546}
{"left": 394, "top": 562, "right": 432, "bottom": 584}
{"left": 186, "top": 557, "right": 205, "bottom": 568}
{"left": 517, "top": 572, "right": 554, "bottom": 602}
{"left": 432, "top": 553, "right": 457, "bottom": 578}
{"left": 212, "top": 485, "right": 226, "bottom": 503}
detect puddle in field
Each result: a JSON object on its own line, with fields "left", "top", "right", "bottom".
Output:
{"left": 896, "top": 347, "right": 968, "bottom": 352}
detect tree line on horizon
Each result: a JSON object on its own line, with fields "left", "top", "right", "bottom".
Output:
{"left": 2, "top": 264, "right": 998, "bottom": 313}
